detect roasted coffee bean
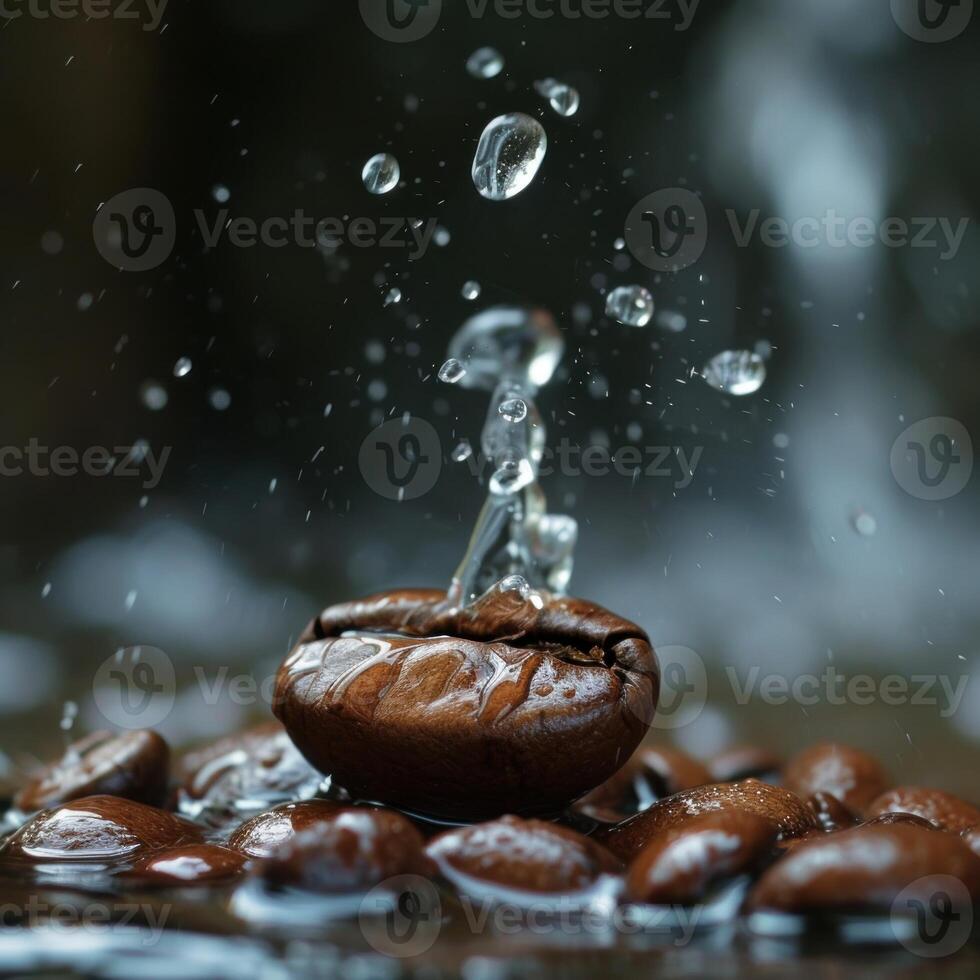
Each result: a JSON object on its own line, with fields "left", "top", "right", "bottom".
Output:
{"left": 595, "top": 781, "right": 817, "bottom": 861}
{"left": 15, "top": 730, "right": 169, "bottom": 813}
{"left": 176, "top": 722, "right": 322, "bottom": 822}
{"left": 806, "top": 792, "right": 858, "bottom": 833}
{"left": 228, "top": 800, "right": 345, "bottom": 858}
{"left": 783, "top": 743, "right": 889, "bottom": 814}
{"left": 127, "top": 844, "right": 246, "bottom": 886}
{"left": 625, "top": 810, "right": 777, "bottom": 905}
{"left": 866, "top": 786, "right": 980, "bottom": 834}
{"left": 274, "top": 587, "right": 659, "bottom": 821}
{"left": 259, "top": 808, "right": 431, "bottom": 893}
{"left": 1, "top": 795, "right": 202, "bottom": 862}
{"left": 577, "top": 746, "right": 711, "bottom": 822}
{"left": 749, "top": 822, "right": 980, "bottom": 912}
{"left": 426, "top": 816, "right": 620, "bottom": 899}
{"left": 707, "top": 746, "right": 781, "bottom": 784}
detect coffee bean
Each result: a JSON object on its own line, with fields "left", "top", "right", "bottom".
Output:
{"left": 861, "top": 812, "right": 938, "bottom": 831}
{"left": 176, "top": 722, "right": 322, "bottom": 822}
{"left": 625, "top": 810, "right": 777, "bottom": 905}
{"left": 749, "top": 822, "right": 980, "bottom": 912}
{"left": 595, "top": 781, "right": 817, "bottom": 861}
{"left": 577, "top": 746, "right": 711, "bottom": 823}
{"left": 426, "top": 815, "right": 620, "bottom": 900}
{"left": 228, "top": 800, "right": 346, "bottom": 858}
{"left": 15, "top": 730, "right": 170, "bottom": 813}
{"left": 806, "top": 792, "right": 858, "bottom": 833}
{"left": 127, "top": 844, "right": 246, "bottom": 886}
{"left": 259, "top": 808, "right": 431, "bottom": 893}
{"left": 708, "top": 746, "right": 781, "bottom": 784}
{"left": 274, "top": 588, "right": 658, "bottom": 821}
{"left": 866, "top": 787, "right": 980, "bottom": 834}
{"left": 1, "top": 795, "right": 202, "bottom": 862}
{"left": 783, "top": 743, "right": 890, "bottom": 814}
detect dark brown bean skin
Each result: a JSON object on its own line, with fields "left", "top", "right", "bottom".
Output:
{"left": 0, "top": 795, "right": 202, "bottom": 862}
{"left": 708, "top": 747, "right": 781, "bottom": 784}
{"left": 807, "top": 792, "right": 858, "bottom": 833}
{"left": 749, "top": 823, "right": 980, "bottom": 912}
{"left": 783, "top": 743, "right": 890, "bottom": 814}
{"left": 227, "top": 800, "right": 346, "bottom": 858}
{"left": 426, "top": 816, "right": 621, "bottom": 897}
{"left": 259, "top": 808, "right": 432, "bottom": 893}
{"left": 595, "top": 781, "right": 817, "bottom": 861}
{"left": 577, "top": 746, "right": 711, "bottom": 822}
{"left": 273, "top": 588, "right": 659, "bottom": 821}
{"left": 126, "top": 845, "right": 246, "bottom": 886}
{"left": 15, "top": 730, "right": 170, "bottom": 813}
{"left": 861, "top": 812, "right": 938, "bottom": 832}
{"left": 626, "top": 810, "right": 777, "bottom": 905}
{"left": 866, "top": 787, "right": 980, "bottom": 834}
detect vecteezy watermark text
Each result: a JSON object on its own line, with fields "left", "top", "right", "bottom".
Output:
{"left": 0, "top": 896, "right": 171, "bottom": 946}
{"left": 0, "top": 0, "right": 167, "bottom": 30}
{"left": 0, "top": 440, "right": 169, "bottom": 489}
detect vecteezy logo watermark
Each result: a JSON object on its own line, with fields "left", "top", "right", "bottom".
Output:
{"left": 892, "top": 875, "right": 974, "bottom": 957}
{"left": 650, "top": 645, "right": 707, "bottom": 730}
{"left": 93, "top": 646, "right": 175, "bottom": 729}
{"left": 359, "top": 417, "right": 442, "bottom": 501}
{"left": 625, "top": 189, "right": 708, "bottom": 272}
{"left": 0, "top": 0, "right": 168, "bottom": 31}
{"left": 93, "top": 189, "right": 176, "bottom": 272}
{"left": 359, "top": 875, "right": 442, "bottom": 958}
{"left": 891, "top": 0, "right": 973, "bottom": 42}
{"left": 0, "top": 441, "right": 169, "bottom": 490}
{"left": 727, "top": 210, "right": 970, "bottom": 260}
{"left": 891, "top": 418, "right": 973, "bottom": 501}
{"left": 360, "top": 0, "right": 442, "bottom": 42}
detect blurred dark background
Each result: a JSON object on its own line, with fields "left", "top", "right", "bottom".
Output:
{"left": 0, "top": 0, "right": 977, "bottom": 795}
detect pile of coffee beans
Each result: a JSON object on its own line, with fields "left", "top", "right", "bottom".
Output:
{"left": 1, "top": 589, "right": 977, "bottom": 960}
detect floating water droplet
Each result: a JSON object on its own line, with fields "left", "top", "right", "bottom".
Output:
{"left": 656, "top": 309, "right": 688, "bottom": 333}
{"left": 534, "top": 78, "right": 580, "bottom": 117}
{"left": 41, "top": 582, "right": 52, "bottom": 598}
{"left": 208, "top": 388, "right": 231, "bottom": 411}
{"left": 499, "top": 397, "right": 528, "bottom": 423}
{"left": 173, "top": 357, "right": 193, "bottom": 378}
{"left": 852, "top": 511, "right": 877, "bottom": 537}
{"left": 606, "top": 285, "right": 654, "bottom": 327}
{"left": 438, "top": 358, "right": 467, "bottom": 385}
{"left": 701, "top": 350, "right": 767, "bottom": 396}
{"left": 466, "top": 46, "right": 504, "bottom": 79}
{"left": 434, "top": 226, "right": 451, "bottom": 247}
{"left": 383, "top": 287, "right": 402, "bottom": 307}
{"left": 452, "top": 439, "right": 473, "bottom": 463}
{"left": 212, "top": 184, "right": 230, "bottom": 204}
{"left": 60, "top": 701, "right": 78, "bottom": 732}
{"left": 361, "top": 153, "right": 400, "bottom": 195}
{"left": 447, "top": 306, "right": 563, "bottom": 391}
{"left": 462, "top": 280, "right": 482, "bottom": 301}
{"left": 472, "top": 113, "right": 547, "bottom": 202}
{"left": 140, "top": 381, "right": 168, "bottom": 411}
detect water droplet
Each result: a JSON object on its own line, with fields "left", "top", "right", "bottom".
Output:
{"left": 466, "top": 46, "right": 504, "bottom": 79}
{"left": 60, "top": 701, "right": 78, "bottom": 732}
{"left": 212, "top": 184, "right": 230, "bottom": 204}
{"left": 434, "top": 226, "right": 451, "bottom": 247}
{"left": 534, "top": 78, "right": 580, "bottom": 117}
{"left": 438, "top": 358, "right": 467, "bottom": 385}
{"left": 656, "top": 309, "right": 688, "bottom": 333}
{"left": 499, "top": 397, "right": 528, "bottom": 423}
{"left": 606, "top": 285, "right": 654, "bottom": 327}
{"left": 489, "top": 457, "right": 536, "bottom": 496}
{"left": 701, "top": 350, "right": 767, "bottom": 396}
{"left": 499, "top": 574, "right": 530, "bottom": 598}
{"left": 173, "top": 357, "right": 193, "bottom": 378}
{"left": 140, "top": 381, "right": 168, "bottom": 411}
{"left": 452, "top": 439, "right": 473, "bottom": 463}
{"left": 208, "top": 388, "right": 231, "bottom": 411}
{"left": 361, "top": 153, "right": 400, "bottom": 196}
{"left": 462, "top": 280, "right": 482, "bottom": 301}
{"left": 472, "top": 113, "right": 547, "bottom": 202}
{"left": 447, "top": 306, "right": 563, "bottom": 391}
{"left": 41, "top": 582, "right": 52, "bottom": 598}
{"left": 383, "top": 287, "right": 402, "bottom": 307}
{"left": 852, "top": 511, "right": 877, "bottom": 537}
